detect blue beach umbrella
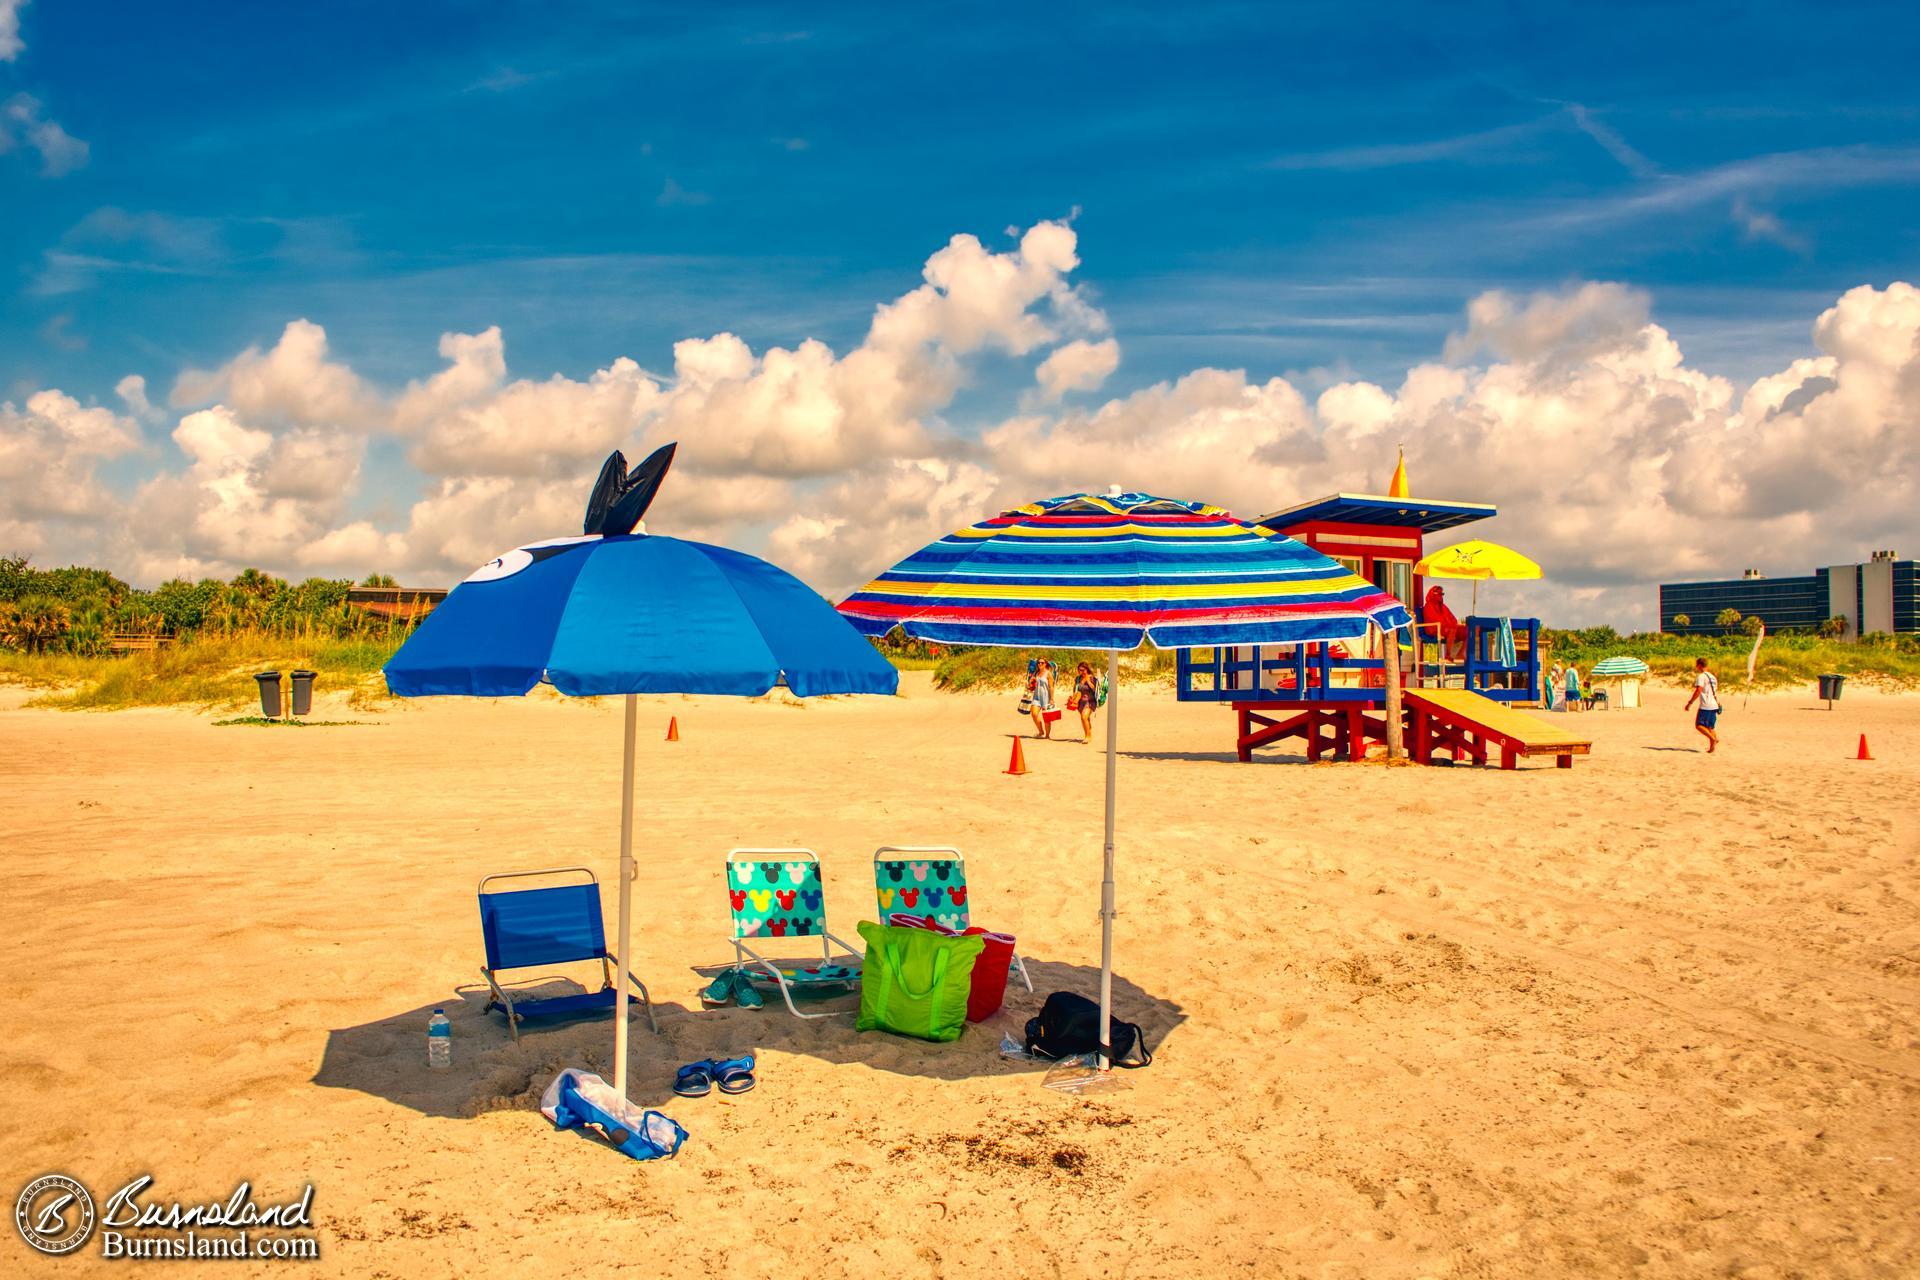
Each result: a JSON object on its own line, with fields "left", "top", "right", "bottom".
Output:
{"left": 838, "top": 490, "right": 1410, "bottom": 1070}
{"left": 385, "top": 444, "right": 897, "bottom": 1099}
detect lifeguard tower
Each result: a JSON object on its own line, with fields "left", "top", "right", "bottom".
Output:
{"left": 1175, "top": 456, "right": 1561, "bottom": 765}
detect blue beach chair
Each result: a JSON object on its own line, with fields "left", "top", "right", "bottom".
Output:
{"left": 873, "top": 845, "right": 1033, "bottom": 993}
{"left": 478, "top": 867, "right": 657, "bottom": 1041}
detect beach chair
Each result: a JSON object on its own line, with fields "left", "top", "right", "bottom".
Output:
{"left": 872, "top": 846, "right": 1033, "bottom": 993}
{"left": 706, "top": 848, "right": 862, "bottom": 1019}
{"left": 477, "top": 867, "right": 657, "bottom": 1041}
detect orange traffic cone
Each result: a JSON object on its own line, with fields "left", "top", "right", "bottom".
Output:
{"left": 1005, "top": 737, "right": 1029, "bottom": 776}
{"left": 666, "top": 716, "right": 680, "bottom": 742}
{"left": 1856, "top": 733, "right": 1872, "bottom": 760}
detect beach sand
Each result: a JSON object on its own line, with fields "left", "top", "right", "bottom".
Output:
{"left": 2, "top": 675, "right": 1916, "bottom": 1277}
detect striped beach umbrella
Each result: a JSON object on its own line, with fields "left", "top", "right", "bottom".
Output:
{"left": 838, "top": 490, "right": 1410, "bottom": 1070}
{"left": 1590, "top": 655, "right": 1649, "bottom": 677}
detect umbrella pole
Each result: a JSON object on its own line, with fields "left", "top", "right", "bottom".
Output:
{"left": 614, "top": 693, "right": 638, "bottom": 1100}
{"left": 1098, "top": 647, "right": 1119, "bottom": 1072}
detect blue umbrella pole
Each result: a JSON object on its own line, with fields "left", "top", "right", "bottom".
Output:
{"left": 614, "top": 693, "right": 638, "bottom": 1100}
{"left": 1098, "top": 647, "right": 1119, "bottom": 1072}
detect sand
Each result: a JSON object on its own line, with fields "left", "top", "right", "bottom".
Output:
{"left": 2, "top": 675, "right": 1916, "bottom": 1278}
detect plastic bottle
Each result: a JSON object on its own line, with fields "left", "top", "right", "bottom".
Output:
{"left": 427, "top": 1009, "right": 451, "bottom": 1069}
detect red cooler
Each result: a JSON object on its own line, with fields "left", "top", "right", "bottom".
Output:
{"left": 887, "top": 913, "right": 1017, "bottom": 1022}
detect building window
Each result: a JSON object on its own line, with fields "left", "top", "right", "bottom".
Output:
{"left": 1373, "top": 558, "right": 1413, "bottom": 607}
{"left": 1334, "top": 556, "right": 1362, "bottom": 578}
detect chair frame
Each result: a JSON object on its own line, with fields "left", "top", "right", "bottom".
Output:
{"left": 873, "top": 845, "right": 1033, "bottom": 993}
{"left": 478, "top": 865, "right": 656, "bottom": 1041}
{"left": 724, "top": 847, "right": 862, "bottom": 1019}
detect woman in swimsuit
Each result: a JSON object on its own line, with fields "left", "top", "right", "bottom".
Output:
{"left": 1028, "top": 658, "right": 1055, "bottom": 739}
{"left": 1074, "top": 661, "right": 1099, "bottom": 741}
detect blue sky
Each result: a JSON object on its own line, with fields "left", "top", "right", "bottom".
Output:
{"left": 4, "top": 1, "right": 1919, "bottom": 620}
{"left": 11, "top": 0, "right": 1919, "bottom": 398}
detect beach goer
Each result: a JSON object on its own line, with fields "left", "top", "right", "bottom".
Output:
{"left": 1073, "top": 661, "right": 1099, "bottom": 741}
{"left": 1564, "top": 664, "right": 1583, "bottom": 713}
{"left": 1683, "top": 656, "right": 1721, "bottom": 753}
{"left": 1546, "top": 661, "right": 1563, "bottom": 710}
{"left": 1029, "top": 658, "right": 1056, "bottom": 739}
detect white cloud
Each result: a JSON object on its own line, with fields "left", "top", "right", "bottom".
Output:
{"left": 3, "top": 224, "right": 1917, "bottom": 631}
{"left": 0, "top": 92, "right": 88, "bottom": 176}
{"left": 1035, "top": 338, "right": 1120, "bottom": 400}
{"left": 171, "top": 319, "right": 382, "bottom": 430}
{"left": 0, "top": 0, "right": 25, "bottom": 63}
{"left": 0, "top": 391, "right": 141, "bottom": 529}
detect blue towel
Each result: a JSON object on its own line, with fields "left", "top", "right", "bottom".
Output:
{"left": 1496, "top": 618, "right": 1516, "bottom": 668}
{"left": 540, "top": 1068, "right": 687, "bottom": 1161}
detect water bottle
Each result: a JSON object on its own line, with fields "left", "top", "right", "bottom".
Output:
{"left": 427, "top": 1009, "right": 451, "bottom": 1069}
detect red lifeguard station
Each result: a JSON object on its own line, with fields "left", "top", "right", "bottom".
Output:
{"left": 1174, "top": 456, "right": 1569, "bottom": 765}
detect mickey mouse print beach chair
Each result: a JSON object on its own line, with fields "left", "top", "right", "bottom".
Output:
{"left": 872, "top": 845, "right": 1033, "bottom": 993}
{"left": 703, "top": 848, "right": 863, "bottom": 1019}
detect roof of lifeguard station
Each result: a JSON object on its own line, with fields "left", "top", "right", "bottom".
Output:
{"left": 1258, "top": 493, "right": 1495, "bottom": 534}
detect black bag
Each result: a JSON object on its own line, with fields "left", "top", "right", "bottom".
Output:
{"left": 1024, "top": 992, "right": 1152, "bottom": 1068}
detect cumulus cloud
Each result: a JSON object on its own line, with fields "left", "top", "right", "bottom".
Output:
{"left": 1035, "top": 338, "right": 1120, "bottom": 400}
{"left": 171, "top": 319, "right": 383, "bottom": 430}
{"left": 3, "top": 223, "right": 1917, "bottom": 630}
{"left": 0, "top": 390, "right": 141, "bottom": 559}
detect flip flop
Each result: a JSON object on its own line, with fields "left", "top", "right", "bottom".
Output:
{"left": 710, "top": 1055, "right": 756, "bottom": 1095}
{"left": 730, "top": 971, "right": 764, "bottom": 1010}
{"left": 672, "top": 1061, "right": 715, "bottom": 1098}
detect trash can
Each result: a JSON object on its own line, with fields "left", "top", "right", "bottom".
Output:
{"left": 289, "top": 669, "right": 317, "bottom": 717}
{"left": 1818, "top": 673, "right": 1845, "bottom": 707}
{"left": 254, "top": 670, "right": 282, "bottom": 718}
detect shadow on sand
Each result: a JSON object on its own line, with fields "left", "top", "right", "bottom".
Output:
{"left": 312, "top": 959, "right": 1184, "bottom": 1119}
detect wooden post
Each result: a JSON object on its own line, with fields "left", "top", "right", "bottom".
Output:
{"left": 1383, "top": 624, "right": 1405, "bottom": 760}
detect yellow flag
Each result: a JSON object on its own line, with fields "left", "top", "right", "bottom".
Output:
{"left": 1387, "top": 448, "right": 1410, "bottom": 498}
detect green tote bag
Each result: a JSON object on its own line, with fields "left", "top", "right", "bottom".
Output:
{"left": 855, "top": 920, "right": 986, "bottom": 1042}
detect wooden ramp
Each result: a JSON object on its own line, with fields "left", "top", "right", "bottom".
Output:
{"left": 1403, "top": 689, "right": 1592, "bottom": 770}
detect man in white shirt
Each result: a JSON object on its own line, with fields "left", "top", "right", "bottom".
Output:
{"left": 1683, "top": 656, "right": 1721, "bottom": 753}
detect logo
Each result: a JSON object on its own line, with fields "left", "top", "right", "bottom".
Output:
{"left": 16, "top": 1174, "right": 96, "bottom": 1256}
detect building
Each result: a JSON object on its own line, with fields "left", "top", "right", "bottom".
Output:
{"left": 1659, "top": 551, "right": 1916, "bottom": 639}
{"left": 345, "top": 585, "right": 448, "bottom": 621}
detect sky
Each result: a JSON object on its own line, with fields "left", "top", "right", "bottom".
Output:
{"left": 4, "top": 0, "right": 1919, "bottom": 628}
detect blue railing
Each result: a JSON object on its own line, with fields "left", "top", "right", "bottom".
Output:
{"left": 1174, "top": 616, "right": 1541, "bottom": 705}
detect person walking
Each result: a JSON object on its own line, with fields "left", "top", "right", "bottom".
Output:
{"left": 1072, "top": 660, "right": 1100, "bottom": 741}
{"left": 1683, "top": 656, "right": 1721, "bottom": 752}
{"left": 1028, "top": 657, "right": 1056, "bottom": 739}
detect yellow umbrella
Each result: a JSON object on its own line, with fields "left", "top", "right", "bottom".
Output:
{"left": 1414, "top": 539, "right": 1541, "bottom": 615}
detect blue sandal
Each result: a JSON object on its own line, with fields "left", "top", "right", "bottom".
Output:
{"left": 710, "top": 1055, "right": 756, "bottom": 1095}
{"left": 672, "top": 1061, "right": 716, "bottom": 1098}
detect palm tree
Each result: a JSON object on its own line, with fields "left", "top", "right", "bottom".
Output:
{"left": 232, "top": 567, "right": 276, "bottom": 598}
{"left": 362, "top": 573, "right": 397, "bottom": 588}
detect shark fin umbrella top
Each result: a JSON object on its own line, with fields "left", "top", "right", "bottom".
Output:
{"left": 383, "top": 444, "right": 896, "bottom": 1100}
{"left": 838, "top": 490, "right": 1409, "bottom": 1074}
{"left": 583, "top": 442, "right": 677, "bottom": 537}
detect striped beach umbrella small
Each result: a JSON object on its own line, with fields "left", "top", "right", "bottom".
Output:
{"left": 1590, "top": 655, "right": 1650, "bottom": 677}
{"left": 839, "top": 491, "right": 1410, "bottom": 1071}
{"left": 838, "top": 492, "right": 1411, "bottom": 649}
